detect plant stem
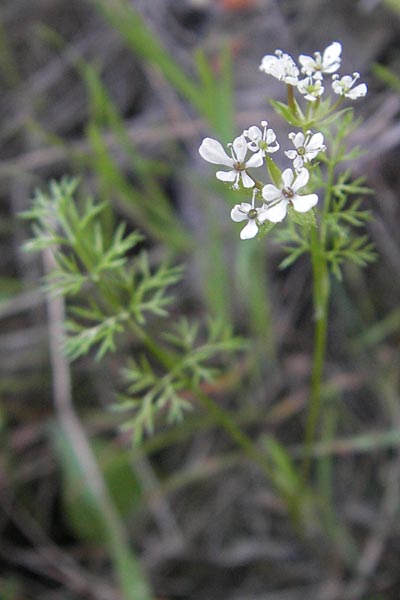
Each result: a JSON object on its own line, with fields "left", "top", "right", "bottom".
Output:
{"left": 194, "top": 387, "right": 272, "bottom": 479}
{"left": 287, "top": 84, "right": 297, "bottom": 114}
{"left": 302, "top": 157, "right": 335, "bottom": 477}
{"left": 303, "top": 226, "right": 330, "bottom": 476}
{"left": 129, "top": 320, "right": 272, "bottom": 478}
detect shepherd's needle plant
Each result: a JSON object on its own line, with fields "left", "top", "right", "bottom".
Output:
{"left": 22, "top": 42, "right": 376, "bottom": 504}
{"left": 199, "top": 41, "right": 375, "bottom": 472}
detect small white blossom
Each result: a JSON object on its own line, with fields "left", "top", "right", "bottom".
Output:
{"left": 261, "top": 168, "right": 318, "bottom": 223}
{"left": 297, "top": 77, "right": 324, "bottom": 102}
{"left": 199, "top": 136, "right": 263, "bottom": 189}
{"left": 332, "top": 72, "right": 367, "bottom": 99}
{"left": 285, "top": 131, "right": 326, "bottom": 171}
{"left": 231, "top": 190, "right": 269, "bottom": 240}
{"left": 259, "top": 50, "right": 299, "bottom": 85}
{"left": 243, "top": 121, "right": 279, "bottom": 156}
{"left": 299, "top": 42, "right": 342, "bottom": 80}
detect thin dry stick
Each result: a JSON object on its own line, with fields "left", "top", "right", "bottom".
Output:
{"left": 42, "top": 245, "right": 152, "bottom": 600}
{"left": 43, "top": 246, "right": 112, "bottom": 500}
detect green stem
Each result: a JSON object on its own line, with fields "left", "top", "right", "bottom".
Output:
{"left": 302, "top": 156, "right": 335, "bottom": 477}
{"left": 129, "top": 320, "right": 272, "bottom": 478}
{"left": 303, "top": 227, "right": 330, "bottom": 476}
{"left": 194, "top": 387, "right": 272, "bottom": 479}
{"left": 77, "top": 245, "right": 260, "bottom": 468}
{"left": 287, "top": 84, "right": 297, "bottom": 115}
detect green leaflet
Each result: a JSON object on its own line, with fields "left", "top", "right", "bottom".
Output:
{"left": 287, "top": 205, "right": 317, "bottom": 228}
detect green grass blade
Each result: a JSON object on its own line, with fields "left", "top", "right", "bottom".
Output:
{"left": 88, "top": 0, "right": 203, "bottom": 113}
{"left": 372, "top": 63, "right": 400, "bottom": 94}
{"left": 80, "top": 62, "right": 189, "bottom": 251}
{"left": 53, "top": 424, "right": 154, "bottom": 600}
{"left": 194, "top": 45, "right": 235, "bottom": 142}
{"left": 213, "top": 43, "right": 235, "bottom": 142}
{"left": 86, "top": 122, "right": 187, "bottom": 249}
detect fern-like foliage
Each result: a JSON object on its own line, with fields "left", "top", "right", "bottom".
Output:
{"left": 270, "top": 109, "right": 376, "bottom": 278}
{"left": 23, "top": 178, "right": 244, "bottom": 441}
{"left": 117, "top": 318, "right": 244, "bottom": 443}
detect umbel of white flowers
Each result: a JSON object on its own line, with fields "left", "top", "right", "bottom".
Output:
{"left": 259, "top": 41, "right": 367, "bottom": 100}
{"left": 199, "top": 124, "right": 325, "bottom": 239}
{"left": 228, "top": 169, "right": 318, "bottom": 240}
{"left": 199, "top": 42, "right": 368, "bottom": 240}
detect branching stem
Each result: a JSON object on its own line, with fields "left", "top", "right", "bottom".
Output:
{"left": 302, "top": 152, "right": 336, "bottom": 477}
{"left": 129, "top": 319, "right": 273, "bottom": 479}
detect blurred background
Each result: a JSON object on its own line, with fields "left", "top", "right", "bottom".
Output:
{"left": 1, "top": 0, "right": 400, "bottom": 599}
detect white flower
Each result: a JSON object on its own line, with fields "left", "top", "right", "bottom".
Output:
{"left": 332, "top": 72, "right": 367, "bottom": 99}
{"left": 259, "top": 50, "right": 299, "bottom": 85}
{"left": 199, "top": 136, "right": 263, "bottom": 189}
{"left": 243, "top": 121, "right": 279, "bottom": 155}
{"left": 261, "top": 168, "right": 318, "bottom": 223}
{"left": 285, "top": 131, "right": 326, "bottom": 171}
{"left": 299, "top": 42, "right": 342, "bottom": 80}
{"left": 297, "top": 77, "right": 324, "bottom": 102}
{"left": 231, "top": 191, "right": 269, "bottom": 240}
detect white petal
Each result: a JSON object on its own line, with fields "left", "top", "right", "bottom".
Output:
{"left": 246, "top": 150, "right": 264, "bottom": 169}
{"left": 246, "top": 126, "right": 262, "bottom": 141}
{"left": 241, "top": 171, "right": 255, "bottom": 188}
{"left": 216, "top": 170, "right": 237, "bottom": 182}
{"left": 257, "top": 206, "right": 270, "bottom": 223}
{"left": 299, "top": 55, "right": 316, "bottom": 74}
{"left": 281, "top": 168, "right": 294, "bottom": 187}
{"left": 297, "top": 78, "right": 309, "bottom": 94}
{"left": 264, "top": 200, "right": 288, "bottom": 223}
{"left": 332, "top": 80, "right": 342, "bottom": 95}
{"left": 240, "top": 220, "right": 258, "bottom": 240}
{"left": 293, "top": 155, "right": 304, "bottom": 170}
{"left": 323, "top": 42, "right": 341, "bottom": 67}
{"left": 291, "top": 193, "right": 318, "bottom": 213}
{"left": 347, "top": 83, "right": 367, "bottom": 99}
{"left": 233, "top": 135, "right": 248, "bottom": 162}
{"left": 199, "top": 138, "right": 233, "bottom": 167}
{"left": 292, "top": 168, "right": 309, "bottom": 191}
{"left": 293, "top": 132, "right": 304, "bottom": 148}
{"left": 262, "top": 184, "right": 281, "bottom": 203}
{"left": 267, "top": 143, "right": 280, "bottom": 154}
{"left": 343, "top": 75, "right": 354, "bottom": 87}
{"left": 285, "top": 75, "right": 300, "bottom": 86}
{"left": 231, "top": 203, "right": 251, "bottom": 222}
{"left": 304, "top": 149, "right": 319, "bottom": 162}
{"left": 259, "top": 55, "right": 279, "bottom": 76}
{"left": 323, "top": 61, "right": 341, "bottom": 74}
{"left": 285, "top": 150, "right": 297, "bottom": 160}
{"left": 266, "top": 129, "right": 277, "bottom": 144}
{"left": 307, "top": 132, "right": 324, "bottom": 151}
{"left": 313, "top": 83, "right": 325, "bottom": 97}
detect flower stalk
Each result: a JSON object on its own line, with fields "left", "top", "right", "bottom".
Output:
{"left": 199, "top": 40, "right": 372, "bottom": 479}
{"left": 303, "top": 225, "right": 330, "bottom": 476}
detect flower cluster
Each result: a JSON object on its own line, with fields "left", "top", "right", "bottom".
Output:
{"left": 199, "top": 129, "right": 321, "bottom": 239}
{"left": 260, "top": 42, "right": 367, "bottom": 101}
{"left": 229, "top": 168, "right": 318, "bottom": 240}
{"left": 199, "top": 42, "right": 367, "bottom": 240}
